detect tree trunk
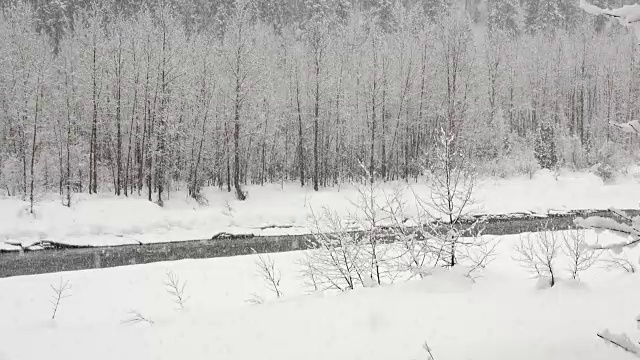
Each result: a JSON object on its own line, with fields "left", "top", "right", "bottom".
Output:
{"left": 313, "top": 52, "right": 320, "bottom": 192}
{"left": 296, "top": 72, "right": 304, "bottom": 187}
{"left": 30, "top": 81, "right": 41, "bottom": 214}
{"left": 233, "top": 65, "right": 246, "bottom": 200}
{"left": 90, "top": 42, "right": 99, "bottom": 195}
{"left": 115, "top": 35, "right": 123, "bottom": 196}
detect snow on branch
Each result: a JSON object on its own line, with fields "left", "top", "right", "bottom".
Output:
{"left": 579, "top": 0, "right": 640, "bottom": 44}
{"left": 597, "top": 330, "right": 640, "bottom": 357}
{"left": 575, "top": 208, "right": 640, "bottom": 357}
{"left": 574, "top": 212, "right": 640, "bottom": 253}
{"left": 610, "top": 120, "right": 640, "bottom": 135}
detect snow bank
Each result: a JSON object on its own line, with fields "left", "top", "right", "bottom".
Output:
{"left": 0, "top": 232, "right": 638, "bottom": 360}
{"left": 2, "top": 169, "right": 640, "bottom": 248}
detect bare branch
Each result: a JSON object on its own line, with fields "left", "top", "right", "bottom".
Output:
{"left": 164, "top": 270, "right": 188, "bottom": 310}
{"left": 50, "top": 278, "right": 72, "bottom": 320}
{"left": 597, "top": 330, "right": 640, "bottom": 357}
{"left": 121, "top": 309, "right": 154, "bottom": 326}
{"left": 252, "top": 249, "right": 283, "bottom": 298}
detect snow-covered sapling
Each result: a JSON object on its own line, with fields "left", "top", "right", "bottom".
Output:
{"left": 121, "top": 309, "right": 154, "bottom": 326}
{"left": 297, "top": 253, "right": 320, "bottom": 293}
{"left": 50, "top": 278, "right": 72, "bottom": 320}
{"left": 513, "top": 227, "right": 560, "bottom": 287}
{"left": 421, "top": 128, "right": 477, "bottom": 268}
{"left": 253, "top": 250, "right": 283, "bottom": 298}
{"left": 164, "top": 270, "right": 188, "bottom": 310}
{"left": 561, "top": 228, "right": 599, "bottom": 280}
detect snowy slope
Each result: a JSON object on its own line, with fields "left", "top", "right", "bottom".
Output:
{"left": 2, "top": 169, "right": 640, "bottom": 248}
{"left": 0, "top": 231, "right": 637, "bottom": 360}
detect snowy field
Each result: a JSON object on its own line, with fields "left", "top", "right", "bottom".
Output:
{"left": 2, "top": 169, "right": 640, "bottom": 250}
{"left": 0, "top": 230, "right": 638, "bottom": 360}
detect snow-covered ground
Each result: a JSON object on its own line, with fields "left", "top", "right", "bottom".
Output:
{"left": 0, "top": 230, "right": 637, "bottom": 360}
{"left": 2, "top": 169, "right": 640, "bottom": 249}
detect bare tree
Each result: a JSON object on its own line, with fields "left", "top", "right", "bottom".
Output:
{"left": 222, "top": 0, "right": 261, "bottom": 200}
{"left": 561, "top": 228, "right": 599, "bottom": 280}
{"left": 414, "top": 128, "right": 480, "bottom": 270}
{"left": 252, "top": 250, "right": 283, "bottom": 298}
{"left": 302, "top": 13, "right": 331, "bottom": 191}
{"left": 28, "top": 58, "right": 45, "bottom": 215}
{"left": 1, "top": 0, "right": 639, "bottom": 213}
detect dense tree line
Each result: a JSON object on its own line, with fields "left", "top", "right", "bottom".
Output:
{"left": 1, "top": 0, "right": 639, "bottom": 205}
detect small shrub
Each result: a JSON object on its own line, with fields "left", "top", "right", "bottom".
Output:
{"left": 513, "top": 226, "right": 560, "bottom": 287}
{"left": 253, "top": 250, "right": 283, "bottom": 299}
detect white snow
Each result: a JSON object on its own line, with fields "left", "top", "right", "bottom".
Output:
{"left": 2, "top": 170, "right": 640, "bottom": 248}
{"left": 611, "top": 120, "right": 640, "bottom": 135}
{"left": 580, "top": 0, "right": 640, "bottom": 43}
{"left": 0, "top": 230, "right": 638, "bottom": 360}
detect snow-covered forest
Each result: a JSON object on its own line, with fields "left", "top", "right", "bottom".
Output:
{"left": 7, "top": 2, "right": 640, "bottom": 359}
{"left": 1, "top": 0, "right": 638, "bottom": 204}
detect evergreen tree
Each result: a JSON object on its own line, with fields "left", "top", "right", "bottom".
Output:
{"left": 534, "top": 121, "right": 558, "bottom": 170}
{"left": 524, "top": 0, "right": 577, "bottom": 34}
{"left": 487, "top": 0, "right": 520, "bottom": 35}
{"left": 422, "top": 0, "right": 451, "bottom": 22}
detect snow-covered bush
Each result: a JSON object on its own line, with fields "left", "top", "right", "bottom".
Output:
{"left": 304, "top": 177, "right": 402, "bottom": 291}
{"left": 306, "top": 207, "right": 370, "bottom": 292}
{"left": 591, "top": 141, "right": 628, "bottom": 182}
{"left": 475, "top": 134, "right": 539, "bottom": 179}
{"left": 513, "top": 226, "right": 560, "bottom": 288}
